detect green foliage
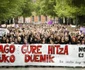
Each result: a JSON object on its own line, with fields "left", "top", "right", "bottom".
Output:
{"left": 0, "top": 0, "right": 34, "bottom": 21}
{"left": 55, "top": 0, "right": 85, "bottom": 18}
{"left": 0, "top": 0, "right": 85, "bottom": 22}
{"left": 55, "top": 0, "right": 75, "bottom": 18}
{"left": 35, "top": 0, "right": 56, "bottom": 17}
{"left": 21, "top": 0, "right": 34, "bottom": 17}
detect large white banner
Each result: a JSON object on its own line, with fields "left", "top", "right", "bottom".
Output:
{"left": 0, "top": 44, "right": 85, "bottom": 67}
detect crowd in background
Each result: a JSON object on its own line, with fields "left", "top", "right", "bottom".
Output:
{"left": 0, "top": 23, "right": 85, "bottom": 44}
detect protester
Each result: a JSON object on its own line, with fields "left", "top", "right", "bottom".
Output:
{"left": 0, "top": 23, "right": 85, "bottom": 44}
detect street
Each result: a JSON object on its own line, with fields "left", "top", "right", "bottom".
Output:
{"left": 0, "top": 67, "right": 85, "bottom": 70}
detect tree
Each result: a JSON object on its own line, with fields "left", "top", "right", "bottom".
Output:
{"left": 35, "top": 0, "right": 56, "bottom": 17}
{"left": 0, "top": 0, "right": 25, "bottom": 22}
{"left": 55, "top": 0, "right": 77, "bottom": 18}
{"left": 55, "top": 0, "right": 85, "bottom": 24}
{"left": 21, "top": 0, "right": 34, "bottom": 17}
{"left": 0, "top": 0, "right": 34, "bottom": 23}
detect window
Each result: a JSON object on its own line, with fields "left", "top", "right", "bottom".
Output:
{"left": 38, "top": 15, "right": 41, "bottom": 21}
{"left": 32, "top": 16, "right": 34, "bottom": 21}
{"left": 45, "top": 16, "right": 47, "bottom": 21}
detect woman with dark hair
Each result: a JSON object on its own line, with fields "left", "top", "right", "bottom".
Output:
{"left": 57, "top": 36, "right": 61, "bottom": 44}
{"left": 14, "top": 38, "right": 18, "bottom": 44}
{"left": 6, "top": 38, "right": 10, "bottom": 43}
{"left": 28, "top": 33, "right": 34, "bottom": 44}
{"left": 41, "top": 37, "right": 46, "bottom": 44}
{"left": 17, "top": 36, "right": 23, "bottom": 44}
{"left": 23, "top": 39, "right": 28, "bottom": 44}
{"left": 64, "top": 36, "right": 70, "bottom": 44}
{"left": 71, "top": 37, "right": 78, "bottom": 44}
{"left": 1, "top": 36, "right": 6, "bottom": 43}
{"left": 81, "top": 40, "right": 85, "bottom": 44}
{"left": 60, "top": 36, "right": 65, "bottom": 44}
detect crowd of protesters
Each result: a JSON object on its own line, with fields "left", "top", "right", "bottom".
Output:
{"left": 0, "top": 23, "right": 85, "bottom": 44}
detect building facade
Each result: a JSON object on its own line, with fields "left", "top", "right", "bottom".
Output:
{"left": 17, "top": 15, "right": 58, "bottom": 24}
